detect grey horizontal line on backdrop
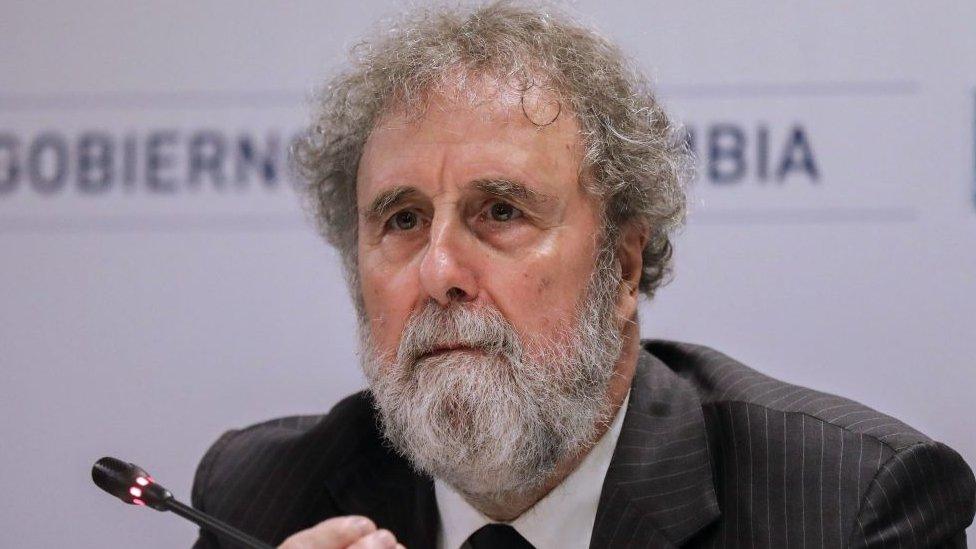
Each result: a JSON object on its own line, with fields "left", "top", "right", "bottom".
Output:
{"left": 662, "top": 80, "right": 921, "bottom": 99}
{"left": 0, "top": 81, "right": 921, "bottom": 111}
{"left": 0, "top": 90, "right": 308, "bottom": 111}
{"left": 0, "top": 208, "right": 918, "bottom": 235}
{"left": 692, "top": 208, "right": 919, "bottom": 225}
{"left": 0, "top": 213, "right": 309, "bottom": 234}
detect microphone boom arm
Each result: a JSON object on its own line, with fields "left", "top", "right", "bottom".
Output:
{"left": 162, "top": 498, "right": 274, "bottom": 549}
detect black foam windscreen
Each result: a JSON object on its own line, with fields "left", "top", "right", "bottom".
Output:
{"left": 92, "top": 456, "right": 171, "bottom": 509}
{"left": 92, "top": 457, "right": 145, "bottom": 502}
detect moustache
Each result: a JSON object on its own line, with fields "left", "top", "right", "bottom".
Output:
{"left": 395, "top": 301, "right": 523, "bottom": 365}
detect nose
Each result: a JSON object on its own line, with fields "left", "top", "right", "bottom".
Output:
{"left": 418, "top": 216, "right": 479, "bottom": 306}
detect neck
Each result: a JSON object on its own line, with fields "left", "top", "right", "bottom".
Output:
{"left": 463, "top": 323, "right": 640, "bottom": 521}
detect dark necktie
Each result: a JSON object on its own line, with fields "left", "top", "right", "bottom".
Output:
{"left": 464, "top": 523, "right": 535, "bottom": 549}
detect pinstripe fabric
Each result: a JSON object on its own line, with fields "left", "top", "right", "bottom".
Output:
{"left": 190, "top": 396, "right": 438, "bottom": 548}
{"left": 191, "top": 340, "right": 975, "bottom": 548}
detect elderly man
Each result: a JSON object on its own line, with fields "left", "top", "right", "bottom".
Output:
{"left": 191, "top": 2, "right": 975, "bottom": 548}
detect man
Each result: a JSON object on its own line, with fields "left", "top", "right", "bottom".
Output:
{"left": 191, "top": 2, "right": 975, "bottom": 548}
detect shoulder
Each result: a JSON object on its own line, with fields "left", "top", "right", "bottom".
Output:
{"left": 850, "top": 438, "right": 976, "bottom": 546}
{"left": 644, "top": 339, "right": 976, "bottom": 544}
{"left": 190, "top": 391, "right": 387, "bottom": 543}
{"left": 644, "top": 339, "right": 930, "bottom": 450}
{"left": 194, "top": 391, "right": 380, "bottom": 486}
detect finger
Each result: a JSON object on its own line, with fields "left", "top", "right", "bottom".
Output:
{"left": 345, "top": 528, "right": 398, "bottom": 549}
{"left": 278, "top": 515, "right": 376, "bottom": 549}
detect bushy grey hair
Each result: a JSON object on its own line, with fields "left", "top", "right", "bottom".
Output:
{"left": 294, "top": 0, "right": 690, "bottom": 299}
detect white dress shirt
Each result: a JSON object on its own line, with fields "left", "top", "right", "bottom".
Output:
{"left": 435, "top": 391, "right": 631, "bottom": 549}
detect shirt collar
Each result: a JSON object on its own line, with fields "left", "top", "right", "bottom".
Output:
{"left": 435, "top": 390, "right": 630, "bottom": 549}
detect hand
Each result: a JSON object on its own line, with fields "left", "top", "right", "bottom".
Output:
{"left": 278, "top": 516, "right": 405, "bottom": 549}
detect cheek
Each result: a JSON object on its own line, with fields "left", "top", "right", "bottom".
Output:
{"left": 360, "top": 259, "right": 417, "bottom": 350}
{"left": 498, "top": 260, "right": 589, "bottom": 347}
{"left": 536, "top": 275, "right": 553, "bottom": 295}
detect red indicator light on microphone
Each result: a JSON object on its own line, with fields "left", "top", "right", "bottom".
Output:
{"left": 129, "top": 487, "right": 142, "bottom": 498}
{"left": 133, "top": 498, "right": 146, "bottom": 506}
{"left": 135, "top": 476, "right": 150, "bottom": 487}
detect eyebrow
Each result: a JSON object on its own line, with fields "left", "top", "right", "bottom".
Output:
{"left": 362, "top": 177, "right": 558, "bottom": 223}
{"left": 470, "top": 178, "right": 556, "bottom": 211}
{"left": 363, "top": 186, "right": 418, "bottom": 223}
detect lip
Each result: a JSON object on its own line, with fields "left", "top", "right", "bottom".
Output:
{"left": 420, "top": 345, "right": 484, "bottom": 359}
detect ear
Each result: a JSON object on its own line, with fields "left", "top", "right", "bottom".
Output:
{"left": 615, "top": 221, "right": 648, "bottom": 324}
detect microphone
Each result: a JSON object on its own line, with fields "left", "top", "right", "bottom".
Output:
{"left": 92, "top": 456, "right": 274, "bottom": 549}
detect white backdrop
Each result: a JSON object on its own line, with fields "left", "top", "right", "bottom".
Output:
{"left": 2, "top": 1, "right": 974, "bottom": 546}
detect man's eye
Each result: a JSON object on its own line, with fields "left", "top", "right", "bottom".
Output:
{"left": 388, "top": 210, "right": 419, "bottom": 231}
{"left": 489, "top": 202, "right": 522, "bottom": 222}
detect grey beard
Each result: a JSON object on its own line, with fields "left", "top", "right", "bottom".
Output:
{"left": 359, "top": 249, "right": 623, "bottom": 498}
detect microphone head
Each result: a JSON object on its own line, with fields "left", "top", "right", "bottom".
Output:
{"left": 92, "top": 456, "right": 172, "bottom": 509}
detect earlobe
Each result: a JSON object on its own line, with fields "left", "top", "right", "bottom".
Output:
{"left": 617, "top": 222, "right": 649, "bottom": 294}
{"left": 613, "top": 221, "right": 648, "bottom": 323}
{"left": 625, "top": 278, "right": 639, "bottom": 297}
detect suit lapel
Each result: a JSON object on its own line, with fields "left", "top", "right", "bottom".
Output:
{"left": 590, "top": 346, "right": 720, "bottom": 548}
{"left": 321, "top": 411, "right": 440, "bottom": 549}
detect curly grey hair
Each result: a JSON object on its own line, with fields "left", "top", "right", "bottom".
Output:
{"left": 294, "top": 0, "right": 690, "bottom": 300}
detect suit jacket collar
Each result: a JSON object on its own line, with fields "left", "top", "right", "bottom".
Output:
{"left": 324, "top": 342, "right": 719, "bottom": 548}
{"left": 589, "top": 344, "right": 720, "bottom": 548}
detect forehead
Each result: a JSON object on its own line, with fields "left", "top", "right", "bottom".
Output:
{"left": 356, "top": 79, "right": 583, "bottom": 198}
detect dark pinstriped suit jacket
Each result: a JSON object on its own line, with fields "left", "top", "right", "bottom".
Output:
{"left": 191, "top": 340, "right": 976, "bottom": 548}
